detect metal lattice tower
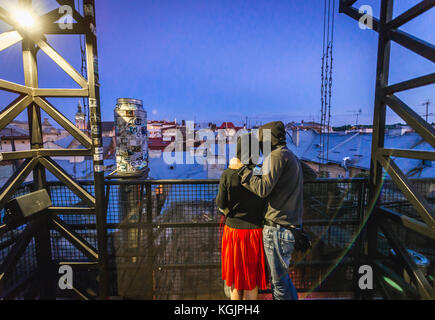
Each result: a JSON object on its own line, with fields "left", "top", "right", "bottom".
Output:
{"left": 0, "top": 0, "right": 108, "bottom": 298}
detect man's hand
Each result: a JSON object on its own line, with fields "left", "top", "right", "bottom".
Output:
{"left": 229, "top": 157, "right": 244, "bottom": 170}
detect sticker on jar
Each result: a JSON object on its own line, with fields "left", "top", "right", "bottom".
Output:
{"left": 118, "top": 163, "right": 127, "bottom": 172}
{"left": 129, "top": 126, "right": 138, "bottom": 134}
{"left": 130, "top": 146, "right": 142, "bottom": 153}
{"left": 130, "top": 139, "right": 141, "bottom": 146}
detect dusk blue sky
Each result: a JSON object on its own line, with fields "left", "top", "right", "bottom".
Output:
{"left": 0, "top": 0, "right": 434, "bottom": 127}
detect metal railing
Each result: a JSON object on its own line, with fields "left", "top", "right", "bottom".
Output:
{"left": 2, "top": 177, "right": 433, "bottom": 299}
{"left": 372, "top": 178, "right": 435, "bottom": 299}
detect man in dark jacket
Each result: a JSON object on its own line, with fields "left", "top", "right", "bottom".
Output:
{"left": 231, "top": 121, "right": 303, "bottom": 300}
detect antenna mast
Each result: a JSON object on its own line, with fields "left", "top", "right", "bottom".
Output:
{"left": 319, "top": 0, "right": 335, "bottom": 172}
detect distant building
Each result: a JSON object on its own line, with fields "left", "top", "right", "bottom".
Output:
{"left": 161, "top": 122, "right": 178, "bottom": 141}
{"left": 101, "top": 121, "right": 115, "bottom": 137}
{"left": 52, "top": 135, "right": 86, "bottom": 163}
{"left": 387, "top": 125, "right": 414, "bottom": 136}
{"left": 147, "top": 121, "right": 162, "bottom": 138}
{"left": 345, "top": 127, "right": 373, "bottom": 134}
{"left": 0, "top": 126, "right": 30, "bottom": 152}
{"left": 148, "top": 138, "right": 172, "bottom": 158}
{"left": 147, "top": 120, "right": 177, "bottom": 139}
{"left": 196, "top": 122, "right": 215, "bottom": 130}
{"left": 9, "top": 120, "right": 28, "bottom": 131}
{"left": 286, "top": 128, "right": 434, "bottom": 179}
{"left": 286, "top": 120, "right": 333, "bottom": 134}
{"left": 1, "top": 119, "right": 65, "bottom": 152}
{"left": 42, "top": 118, "right": 62, "bottom": 142}
{"left": 217, "top": 122, "right": 244, "bottom": 131}
{"left": 75, "top": 101, "right": 87, "bottom": 130}
{"left": 216, "top": 122, "right": 244, "bottom": 142}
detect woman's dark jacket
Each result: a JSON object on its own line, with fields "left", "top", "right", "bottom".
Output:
{"left": 216, "top": 167, "right": 265, "bottom": 229}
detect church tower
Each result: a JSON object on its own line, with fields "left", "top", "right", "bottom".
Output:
{"left": 75, "top": 101, "right": 86, "bottom": 130}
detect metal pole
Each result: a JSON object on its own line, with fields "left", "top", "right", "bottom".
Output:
{"left": 145, "top": 183, "right": 154, "bottom": 300}
{"left": 353, "top": 180, "right": 365, "bottom": 299}
{"left": 83, "top": 0, "right": 108, "bottom": 298}
{"left": 115, "top": 182, "right": 149, "bottom": 298}
{"left": 20, "top": 0, "right": 55, "bottom": 300}
{"left": 10, "top": 127, "right": 18, "bottom": 172}
{"left": 423, "top": 100, "right": 430, "bottom": 123}
{"left": 365, "top": 0, "right": 394, "bottom": 300}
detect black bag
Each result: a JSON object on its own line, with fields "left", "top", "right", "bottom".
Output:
{"left": 290, "top": 227, "right": 312, "bottom": 253}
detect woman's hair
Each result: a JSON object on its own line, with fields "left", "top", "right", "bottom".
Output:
{"left": 236, "top": 132, "right": 260, "bottom": 167}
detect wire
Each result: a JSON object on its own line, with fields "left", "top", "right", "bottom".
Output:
{"left": 319, "top": 0, "right": 335, "bottom": 174}
{"left": 326, "top": 0, "right": 335, "bottom": 163}
{"left": 320, "top": 0, "right": 327, "bottom": 172}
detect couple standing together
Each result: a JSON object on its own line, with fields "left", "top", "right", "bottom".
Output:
{"left": 216, "top": 121, "right": 304, "bottom": 300}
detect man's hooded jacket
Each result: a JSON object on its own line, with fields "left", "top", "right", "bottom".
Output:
{"left": 238, "top": 121, "right": 304, "bottom": 227}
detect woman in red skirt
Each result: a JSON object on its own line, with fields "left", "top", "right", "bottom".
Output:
{"left": 216, "top": 133, "right": 267, "bottom": 300}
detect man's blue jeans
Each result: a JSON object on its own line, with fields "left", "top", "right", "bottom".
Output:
{"left": 263, "top": 224, "right": 298, "bottom": 300}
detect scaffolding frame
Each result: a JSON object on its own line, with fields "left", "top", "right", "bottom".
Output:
{"left": 340, "top": 0, "right": 435, "bottom": 299}
{"left": 0, "top": 0, "right": 433, "bottom": 300}
{"left": 0, "top": 0, "right": 107, "bottom": 299}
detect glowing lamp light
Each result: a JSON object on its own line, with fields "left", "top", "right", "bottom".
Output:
{"left": 13, "top": 10, "right": 36, "bottom": 29}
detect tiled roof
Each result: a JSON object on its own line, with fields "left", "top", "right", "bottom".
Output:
{"left": 53, "top": 135, "right": 76, "bottom": 149}
{"left": 218, "top": 122, "right": 243, "bottom": 130}
{"left": 0, "top": 125, "right": 29, "bottom": 138}
{"left": 148, "top": 138, "right": 171, "bottom": 150}
{"left": 287, "top": 129, "right": 434, "bottom": 177}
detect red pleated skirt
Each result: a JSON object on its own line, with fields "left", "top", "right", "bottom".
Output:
{"left": 221, "top": 225, "right": 268, "bottom": 291}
